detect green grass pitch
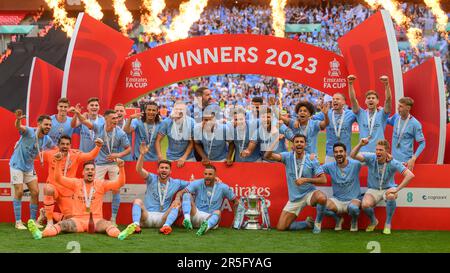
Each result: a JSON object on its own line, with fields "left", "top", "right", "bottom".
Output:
{"left": 2, "top": 224, "right": 450, "bottom": 253}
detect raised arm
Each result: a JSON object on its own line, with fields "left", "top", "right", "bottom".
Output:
{"left": 155, "top": 133, "right": 164, "bottom": 161}
{"left": 69, "top": 104, "right": 93, "bottom": 130}
{"left": 380, "top": 75, "right": 392, "bottom": 114}
{"left": 104, "top": 159, "right": 126, "bottom": 191}
{"left": 136, "top": 142, "right": 149, "bottom": 179}
{"left": 278, "top": 114, "right": 291, "bottom": 126}
{"left": 263, "top": 137, "right": 282, "bottom": 162}
{"left": 78, "top": 138, "right": 103, "bottom": 161}
{"left": 296, "top": 173, "right": 327, "bottom": 186}
{"left": 350, "top": 138, "right": 369, "bottom": 162}
{"left": 347, "top": 75, "right": 360, "bottom": 114}
{"left": 318, "top": 102, "right": 330, "bottom": 130}
{"left": 123, "top": 112, "right": 141, "bottom": 134}
{"left": 53, "top": 153, "right": 77, "bottom": 191}
{"left": 226, "top": 141, "right": 235, "bottom": 166}
{"left": 69, "top": 103, "right": 83, "bottom": 128}
{"left": 14, "top": 109, "right": 27, "bottom": 134}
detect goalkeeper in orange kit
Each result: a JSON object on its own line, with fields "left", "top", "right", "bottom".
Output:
{"left": 37, "top": 135, "right": 102, "bottom": 228}
{"left": 27, "top": 154, "right": 136, "bottom": 240}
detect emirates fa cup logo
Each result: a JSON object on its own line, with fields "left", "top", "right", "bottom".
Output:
{"left": 328, "top": 58, "right": 341, "bottom": 77}
{"left": 130, "top": 58, "right": 143, "bottom": 77}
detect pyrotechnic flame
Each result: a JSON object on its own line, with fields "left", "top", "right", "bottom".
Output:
{"left": 423, "top": 0, "right": 449, "bottom": 41}
{"left": 81, "top": 0, "right": 104, "bottom": 21}
{"left": 270, "top": 0, "right": 287, "bottom": 38}
{"left": 44, "top": 0, "right": 76, "bottom": 37}
{"left": 406, "top": 27, "right": 423, "bottom": 49}
{"left": 166, "top": 0, "right": 208, "bottom": 42}
{"left": 277, "top": 78, "right": 284, "bottom": 111}
{"left": 364, "top": 0, "right": 423, "bottom": 49}
{"left": 270, "top": 0, "right": 287, "bottom": 111}
{"left": 141, "top": 0, "right": 166, "bottom": 35}
{"left": 113, "top": 0, "right": 133, "bottom": 35}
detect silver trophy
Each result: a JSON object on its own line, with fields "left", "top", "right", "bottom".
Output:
{"left": 243, "top": 191, "right": 262, "bottom": 230}
{"left": 232, "top": 190, "right": 271, "bottom": 230}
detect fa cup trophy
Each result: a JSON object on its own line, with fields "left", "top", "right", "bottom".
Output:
{"left": 233, "top": 189, "right": 270, "bottom": 230}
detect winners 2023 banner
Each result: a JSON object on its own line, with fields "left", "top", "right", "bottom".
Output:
{"left": 112, "top": 34, "right": 349, "bottom": 106}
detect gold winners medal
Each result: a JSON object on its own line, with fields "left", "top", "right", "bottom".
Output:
{"left": 86, "top": 207, "right": 90, "bottom": 213}
{"left": 160, "top": 205, "right": 163, "bottom": 212}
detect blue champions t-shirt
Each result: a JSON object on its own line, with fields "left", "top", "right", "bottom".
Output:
{"left": 78, "top": 116, "right": 105, "bottom": 153}
{"left": 288, "top": 119, "right": 321, "bottom": 154}
{"left": 158, "top": 117, "right": 195, "bottom": 161}
{"left": 232, "top": 120, "right": 260, "bottom": 162}
{"left": 364, "top": 153, "right": 407, "bottom": 190}
{"left": 256, "top": 123, "right": 294, "bottom": 160}
{"left": 280, "top": 152, "right": 324, "bottom": 202}
{"left": 356, "top": 108, "right": 389, "bottom": 152}
{"left": 186, "top": 179, "right": 236, "bottom": 213}
{"left": 322, "top": 159, "right": 362, "bottom": 201}
{"left": 144, "top": 173, "right": 189, "bottom": 212}
{"left": 10, "top": 127, "right": 55, "bottom": 172}
{"left": 193, "top": 122, "right": 231, "bottom": 161}
{"left": 48, "top": 115, "right": 76, "bottom": 144}
{"left": 388, "top": 114, "right": 425, "bottom": 163}
{"left": 315, "top": 109, "right": 356, "bottom": 156}
{"left": 93, "top": 124, "right": 130, "bottom": 165}
{"left": 131, "top": 119, "right": 163, "bottom": 161}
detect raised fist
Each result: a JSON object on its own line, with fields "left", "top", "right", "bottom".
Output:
{"left": 94, "top": 138, "right": 104, "bottom": 147}
{"left": 379, "top": 75, "right": 389, "bottom": 84}
{"left": 347, "top": 75, "right": 356, "bottom": 84}
{"left": 116, "top": 158, "right": 124, "bottom": 167}
{"left": 15, "top": 109, "right": 26, "bottom": 120}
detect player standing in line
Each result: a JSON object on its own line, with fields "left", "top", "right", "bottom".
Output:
{"left": 387, "top": 97, "right": 426, "bottom": 171}
{"left": 156, "top": 101, "right": 195, "bottom": 165}
{"left": 348, "top": 75, "right": 392, "bottom": 153}
{"left": 226, "top": 108, "right": 260, "bottom": 164}
{"left": 114, "top": 103, "right": 133, "bottom": 161}
{"left": 48, "top": 98, "right": 76, "bottom": 144}
{"left": 10, "top": 111, "right": 55, "bottom": 229}
{"left": 315, "top": 93, "right": 356, "bottom": 163}
{"left": 193, "top": 112, "right": 232, "bottom": 165}
{"left": 280, "top": 101, "right": 329, "bottom": 156}
{"left": 71, "top": 97, "right": 105, "bottom": 152}
{"left": 124, "top": 102, "right": 163, "bottom": 162}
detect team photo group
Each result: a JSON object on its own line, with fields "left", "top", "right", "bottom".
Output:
{"left": 10, "top": 72, "right": 423, "bottom": 241}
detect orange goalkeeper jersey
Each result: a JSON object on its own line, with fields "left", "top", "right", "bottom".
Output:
{"left": 53, "top": 160, "right": 125, "bottom": 218}
{"left": 43, "top": 146, "right": 100, "bottom": 196}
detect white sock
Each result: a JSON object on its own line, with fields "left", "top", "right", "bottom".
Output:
{"left": 184, "top": 214, "right": 191, "bottom": 221}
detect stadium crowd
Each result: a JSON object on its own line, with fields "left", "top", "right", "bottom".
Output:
{"left": 130, "top": 3, "right": 448, "bottom": 120}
